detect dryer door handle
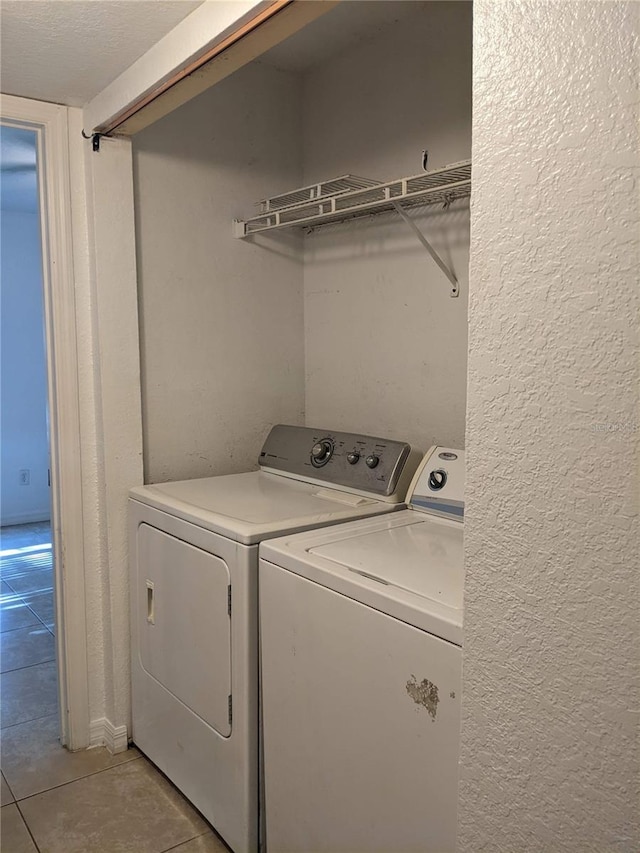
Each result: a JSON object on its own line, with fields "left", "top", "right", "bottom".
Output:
{"left": 146, "top": 580, "right": 155, "bottom": 625}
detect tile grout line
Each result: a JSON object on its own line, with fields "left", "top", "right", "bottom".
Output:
{"left": 10, "top": 754, "right": 144, "bottom": 804}
{"left": 1, "top": 607, "right": 53, "bottom": 625}
{"left": 0, "top": 619, "right": 50, "bottom": 636}
{"left": 14, "top": 798, "right": 43, "bottom": 853}
{"left": 0, "top": 620, "right": 54, "bottom": 639}
{"left": 26, "top": 614, "right": 54, "bottom": 635}
{"left": 0, "top": 525, "right": 114, "bottom": 850}
{"left": 0, "top": 706, "right": 59, "bottom": 733}
{"left": 2, "top": 587, "right": 54, "bottom": 598}
{"left": 159, "top": 826, "right": 223, "bottom": 853}
{"left": 1, "top": 569, "right": 52, "bottom": 574}
{"left": 2, "top": 769, "right": 17, "bottom": 803}
{"left": 0, "top": 655, "right": 56, "bottom": 676}
{"left": 24, "top": 603, "right": 54, "bottom": 631}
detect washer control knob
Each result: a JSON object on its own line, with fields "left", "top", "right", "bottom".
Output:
{"left": 428, "top": 469, "right": 447, "bottom": 491}
{"left": 365, "top": 454, "right": 379, "bottom": 469}
{"left": 311, "top": 440, "right": 333, "bottom": 467}
{"left": 347, "top": 451, "right": 360, "bottom": 465}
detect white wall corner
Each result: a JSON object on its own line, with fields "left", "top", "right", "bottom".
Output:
{"left": 66, "top": 106, "right": 107, "bottom": 745}
{"left": 89, "top": 717, "right": 129, "bottom": 755}
{"left": 81, "top": 130, "right": 144, "bottom": 737}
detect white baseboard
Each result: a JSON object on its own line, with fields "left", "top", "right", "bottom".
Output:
{"left": 89, "top": 717, "right": 129, "bottom": 754}
{"left": 1, "top": 510, "right": 51, "bottom": 527}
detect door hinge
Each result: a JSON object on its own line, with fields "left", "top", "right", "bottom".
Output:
{"left": 228, "top": 694, "right": 233, "bottom": 725}
{"left": 227, "top": 585, "right": 232, "bottom": 617}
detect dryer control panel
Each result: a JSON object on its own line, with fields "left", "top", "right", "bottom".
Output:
{"left": 408, "top": 446, "right": 465, "bottom": 521}
{"left": 258, "top": 424, "right": 419, "bottom": 501}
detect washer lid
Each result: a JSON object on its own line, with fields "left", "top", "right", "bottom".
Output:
{"left": 309, "top": 518, "right": 463, "bottom": 610}
{"left": 260, "top": 511, "right": 463, "bottom": 645}
{"left": 130, "top": 471, "right": 397, "bottom": 545}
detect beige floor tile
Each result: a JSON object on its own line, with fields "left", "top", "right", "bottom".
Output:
{"left": 1, "top": 772, "right": 15, "bottom": 806}
{"left": 1, "top": 713, "right": 141, "bottom": 800}
{"left": 0, "top": 624, "right": 55, "bottom": 673}
{"left": 167, "top": 830, "right": 231, "bottom": 852}
{"left": 0, "top": 586, "right": 42, "bottom": 633}
{"left": 19, "top": 757, "right": 209, "bottom": 853}
{"left": 0, "top": 660, "right": 58, "bottom": 729}
{"left": 3, "top": 568, "right": 52, "bottom": 596}
{"left": 0, "top": 803, "right": 38, "bottom": 852}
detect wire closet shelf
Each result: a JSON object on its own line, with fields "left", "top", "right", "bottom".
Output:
{"left": 233, "top": 160, "right": 471, "bottom": 237}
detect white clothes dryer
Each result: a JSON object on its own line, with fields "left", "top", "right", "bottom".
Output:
{"left": 259, "top": 446, "right": 465, "bottom": 853}
{"left": 129, "top": 424, "right": 420, "bottom": 853}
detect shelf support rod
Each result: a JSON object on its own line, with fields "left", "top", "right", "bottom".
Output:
{"left": 391, "top": 202, "right": 459, "bottom": 297}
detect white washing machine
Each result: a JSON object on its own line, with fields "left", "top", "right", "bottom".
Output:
{"left": 259, "top": 446, "right": 465, "bottom": 853}
{"left": 129, "top": 424, "right": 421, "bottom": 853}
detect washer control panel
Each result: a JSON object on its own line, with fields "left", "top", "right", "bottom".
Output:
{"left": 258, "top": 424, "right": 417, "bottom": 499}
{"left": 428, "top": 469, "right": 447, "bottom": 491}
{"left": 409, "top": 446, "right": 465, "bottom": 521}
{"left": 310, "top": 439, "right": 334, "bottom": 467}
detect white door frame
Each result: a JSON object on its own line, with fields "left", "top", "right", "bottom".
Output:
{"left": 1, "top": 94, "right": 89, "bottom": 750}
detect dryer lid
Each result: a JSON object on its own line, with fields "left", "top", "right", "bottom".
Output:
{"left": 130, "top": 471, "right": 396, "bottom": 544}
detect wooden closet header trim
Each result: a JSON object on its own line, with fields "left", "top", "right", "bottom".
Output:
{"left": 96, "top": 0, "right": 338, "bottom": 137}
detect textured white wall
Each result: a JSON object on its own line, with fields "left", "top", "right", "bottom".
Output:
{"left": 459, "top": 2, "right": 640, "bottom": 850}
{"left": 302, "top": 1, "right": 472, "bottom": 451}
{"left": 0, "top": 210, "right": 51, "bottom": 525}
{"left": 133, "top": 62, "right": 305, "bottom": 483}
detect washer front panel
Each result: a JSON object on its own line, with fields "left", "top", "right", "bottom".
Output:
{"left": 260, "top": 561, "right": 462, "bottom": 853}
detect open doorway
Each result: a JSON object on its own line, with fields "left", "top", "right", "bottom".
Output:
{"left": 0, "top": 124, "right": 58, "bottom": 730}
{"left": 0, "top": 97, "right": 91, "bottom": 753}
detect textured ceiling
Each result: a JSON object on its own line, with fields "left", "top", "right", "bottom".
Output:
{"left": 0, "top": 0, "right": 203, "bottom": 108}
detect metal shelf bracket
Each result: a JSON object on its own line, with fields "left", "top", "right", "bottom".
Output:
{"left": 391, "top": 202, "right": 459, "bottom": 298}
{"left": 233, "top": 161, "right": 470, "bottom": 300}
